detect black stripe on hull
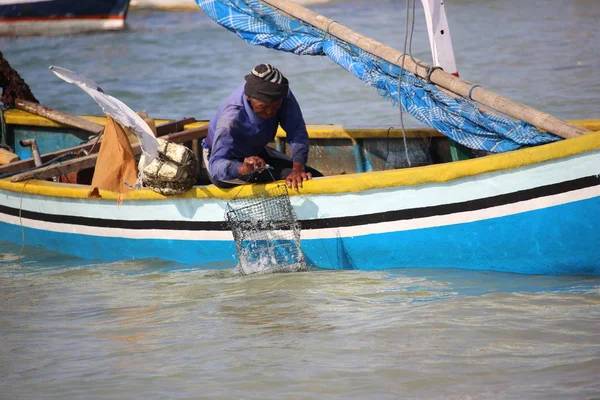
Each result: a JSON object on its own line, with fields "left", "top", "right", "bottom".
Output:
{"left": 1, "top": 175, "right": 598, "bottom": 232}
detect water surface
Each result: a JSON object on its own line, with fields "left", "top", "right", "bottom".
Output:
{"left": 1, "top": 242, "right": 600, "bottom": 399}
{"left": 1, "top": 1, "right": 600, "bottom": 398}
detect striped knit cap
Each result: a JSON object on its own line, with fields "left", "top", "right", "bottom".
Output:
{"left": 244, "top": 64, "right": 289, "bottom": 103}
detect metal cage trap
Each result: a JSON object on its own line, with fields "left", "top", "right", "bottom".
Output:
{"left": 225, "top": 184, "right": 308, "bottom": 275}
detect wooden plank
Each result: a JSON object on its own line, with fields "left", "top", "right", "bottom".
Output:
{"left": 0, "top": 141, "right": 94, "bottom": 175}
{"left": 161, "top": 125, "right": 208, "bottom": 144}
{"left": 0, "top": 118, "right": 206, "bottom": 175}
{"left": 10, "top": 152, "right": 101, "bottom": 182}
{"left": 155, "top": 117, "right": 197, "bottom": 136}
{"left": 0, "top": 148, "right": 19, "bottom": 165}
{"left": 4, "top": 108, "right": 174, "bottom": 128}
{"left": 15, "top": 99, "right": 104, "bottom": 134}
{"left": 10, "top": 124, "right": 209, "bottom": 182}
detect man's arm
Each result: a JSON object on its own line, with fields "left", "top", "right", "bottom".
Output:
{"left": 210, "top": 118, "right": 267, "bottom": 181}
{"left": 279, "top": 91, "right": 312, "bottom": 189}
{"left": 208, "top": 119, "right": 243, "bottom": 182}
{"left": 279, "top": 90, "right": 309, "bottom": 164}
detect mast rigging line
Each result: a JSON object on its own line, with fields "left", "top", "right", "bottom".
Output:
{"left": 258, "top": 0, "right": 589, "bottom": 139}
{"left": 396, "top": 0, "right": 418, "bottom": 168}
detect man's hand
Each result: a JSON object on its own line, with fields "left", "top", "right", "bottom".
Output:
{"left": 286, "top": 162, "right": 312, "bottom": 190}
{"left": 238, "top": 156, "right": 266, "bottom": 175}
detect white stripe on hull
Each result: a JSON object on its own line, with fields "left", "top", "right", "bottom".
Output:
{"left": 0, "top": 0, "right": 52, "bottom": 4}
{"left": 2, "top": 185, "right": 598, "bottom": 242}
{"left": 0, "top": 18, "right": 125, "bottom": 37}
{"left": 1, "top": 213, "right": 235, "bottom": 240}
{"left": 3, "top": 149, "right": 598, "bottom": 222}
{"left": 301, "top": 185, "right": 600, "bottom": 239}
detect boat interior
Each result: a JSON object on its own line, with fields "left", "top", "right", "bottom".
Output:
{"left": 1, "top": 109, "right": 600, "bottom": 189}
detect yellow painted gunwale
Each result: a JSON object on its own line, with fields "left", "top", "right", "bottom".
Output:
{"left": 1, "top": 128, "right": 599, "bottom": 201}
{"left": 3, "top": 109, "right": 198, "bottom": 131}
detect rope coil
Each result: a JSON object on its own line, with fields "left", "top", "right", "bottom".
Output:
{"left": 425, "top": 66, "right": 443, "bottom": 83}
{"left": 467, "top": 84, "right": 481, "bottom": 101}
{"left": 320, "top": 19, "right": 337, "bottom": 43}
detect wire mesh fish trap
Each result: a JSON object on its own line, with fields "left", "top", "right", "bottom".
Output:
{"left": 225, "top": 184, "right": 308, "bottom": 275}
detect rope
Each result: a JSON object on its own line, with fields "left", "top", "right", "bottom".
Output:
{"left": 87, "top": 127, "right": 104, "bottom": 154}
{"left": 395, "top": 0, "right": 444, "bottom": 168}
{"left": 383, "top": 126, "right": 393, "bottom": 170}
{"left": 0, "top": 106, "right": 7, "bottom": 147}
{"left": 321, "top": 20, "right": 337, "bottom": 42}
{"left": 425, "top": 65, "right": 443, "bottom": 83}
{"left": 394, "top": 0, "right": 418, "bottom": 168}
{"left": 231, "top": 165, "right": 276, "bottom": 200}
{"left": 406, "top": 1, "right": 433, "bottom": 78}
{"left": 468, "top": 84, "right": 481, "bottom": 100}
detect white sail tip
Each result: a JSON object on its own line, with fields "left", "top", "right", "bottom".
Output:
{"left": 49, "top": 65, "right": 103, "bottom": 92}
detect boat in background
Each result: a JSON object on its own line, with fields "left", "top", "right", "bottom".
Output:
{"left": 130, "top": 0, "right": 207, "bottom": 11}
{"left": 0, "top": 0, "right": 131, "bottom": 37}
{"left": 130, "top": 0, "right": 333, "bottom": 11}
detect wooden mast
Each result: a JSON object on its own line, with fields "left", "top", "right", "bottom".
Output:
{"left": 259, "top": 0, "right": 589, "bottom": 139}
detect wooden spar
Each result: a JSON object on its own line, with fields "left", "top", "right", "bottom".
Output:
{"left": 9, "top": 124, "right": 208, "bottom": 182}
{"left": 9, "top": 152, "right": 99, "bottom": 182}
{"left": 15, "top": 99, "right": 104, "bottom": 134}
{"left": 155, "top": 117, "right": 197, "bottom": 136}
{"left": 259, "top": 0, "right": 590, "bottom": 139}
{"left": 157, "top": 126, "right": 208, "bottom": 143}
{"left": 0, "top": 141, "right": 92, "bottom": 175}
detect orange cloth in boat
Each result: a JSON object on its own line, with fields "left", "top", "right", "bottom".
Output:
{"left": 90, "top": 115, "right": 138, "bottom": 195}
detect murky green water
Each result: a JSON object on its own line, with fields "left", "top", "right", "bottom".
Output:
{"left": 1, "top": 0, "right": 600, "bottom": 398}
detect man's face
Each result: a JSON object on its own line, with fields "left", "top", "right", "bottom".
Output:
{"left": 247, "top": 96, "right": 282, "bottom": 119}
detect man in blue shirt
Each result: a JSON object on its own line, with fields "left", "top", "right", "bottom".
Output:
{"left": 203, "top": 64, "right": 322, "bottom": 189}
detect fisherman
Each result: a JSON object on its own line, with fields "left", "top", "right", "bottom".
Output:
{"left": 202, "top": 63, "right": 322, "bottom": 189}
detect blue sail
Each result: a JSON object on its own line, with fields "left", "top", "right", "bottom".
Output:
{"left": 195, "top": 0, "right": 561, "bottom": 152}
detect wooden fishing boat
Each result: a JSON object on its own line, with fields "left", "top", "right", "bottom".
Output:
{"left": 1, "top": 108, "right": 599, "bottom": 274}
{"left": 0, "top": 0, "right": 130, "bottom": 37}
{"left": 1, "top": 0, "right": 599, "bottom": 275}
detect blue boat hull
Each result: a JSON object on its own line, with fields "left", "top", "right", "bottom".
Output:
{"left": 1, "top": 110, "right": 599, "bottom": 275}
{"left": 2, "top": 194, "right": 598, "bottom": 275}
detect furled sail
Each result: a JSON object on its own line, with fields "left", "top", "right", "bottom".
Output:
{"left": 195, "top": 0, "right": 561, "bottom": 153}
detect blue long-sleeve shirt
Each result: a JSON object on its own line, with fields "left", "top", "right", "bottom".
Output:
{"left": 205, "top": 84, "right": 310, "bottom": 181}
